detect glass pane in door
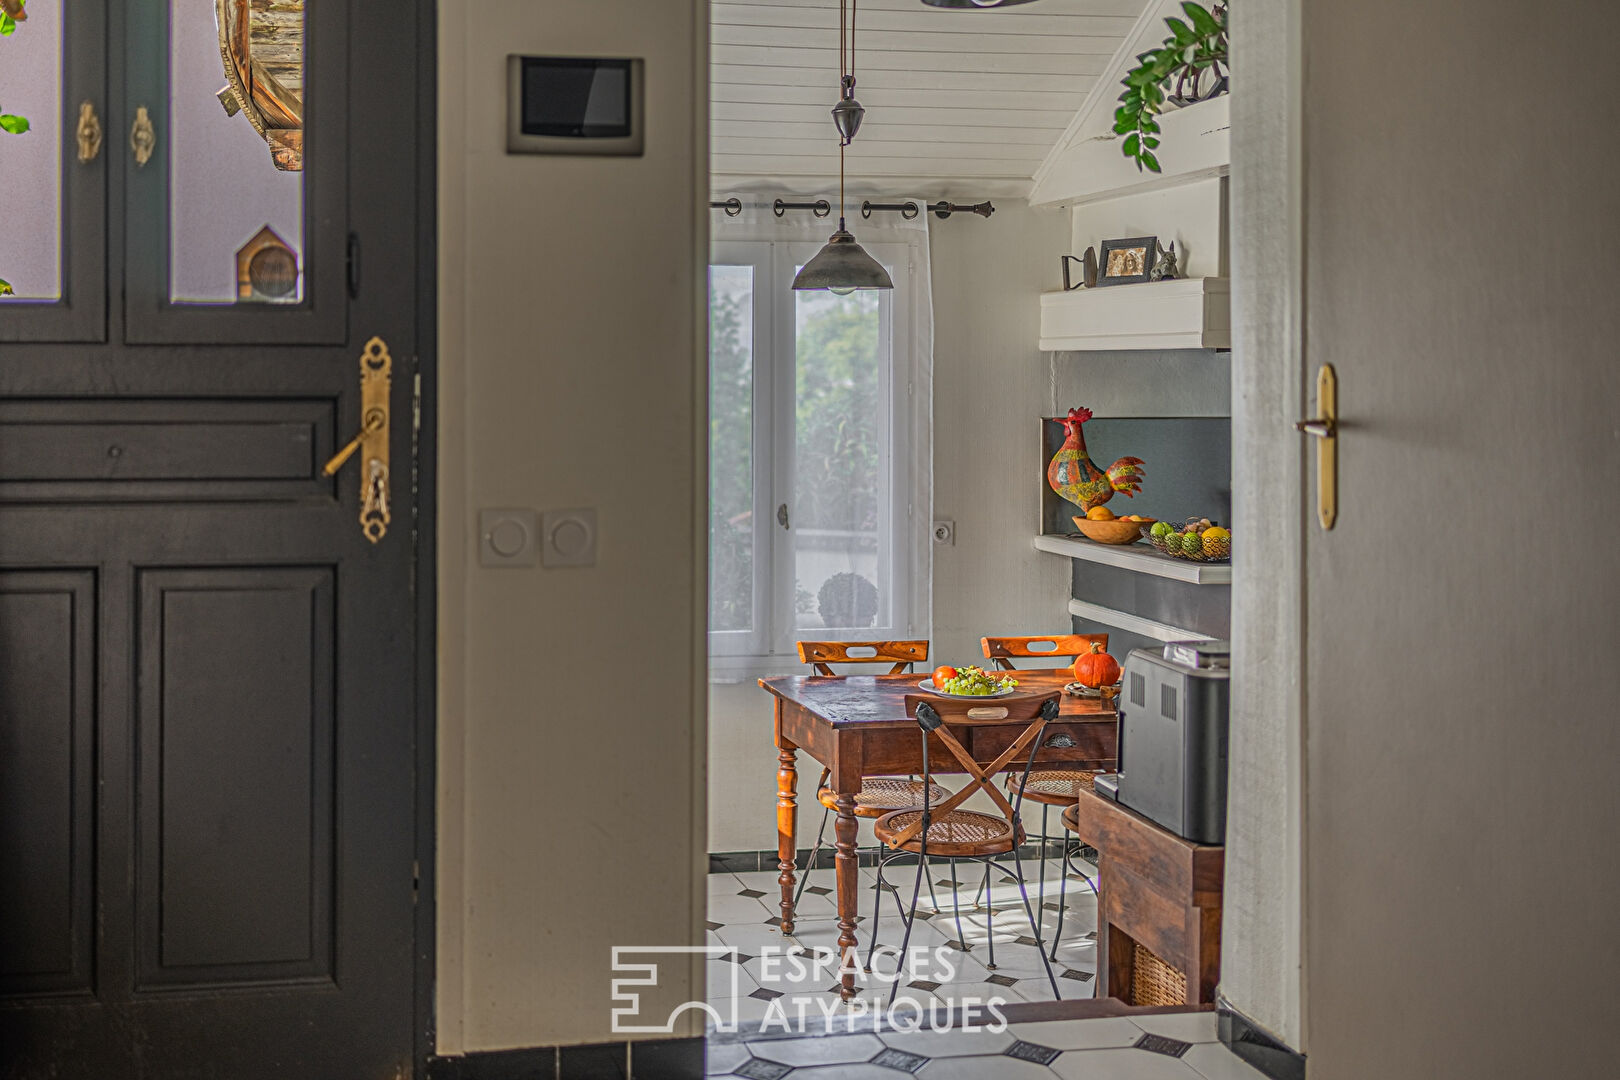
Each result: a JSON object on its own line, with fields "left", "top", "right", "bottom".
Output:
{"left": 168, "top": 0, "right": 304, "bottom": 304}
{"left": 0, "top": 0, "right": 65, "bottom": 301}
{"left": 793, "top": 288, "right": 887, "bottom": 631}
{"left": 709, "top": 265, "right": 755, "bottom": 634}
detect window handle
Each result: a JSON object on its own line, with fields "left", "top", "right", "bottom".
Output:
{"left": 130, "top": 105, "right": 155, "bottom": 167}
{"left": 777, "top": 503, "right": 790, "bottom": 530}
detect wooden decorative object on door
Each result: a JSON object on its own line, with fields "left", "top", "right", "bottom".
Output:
{"left": 215, "top": 0, "right": 304, "bottom": 170}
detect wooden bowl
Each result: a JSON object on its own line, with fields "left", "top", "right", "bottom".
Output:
{"left": 1072, "top": 515, "right": 1154, "bottom": 545}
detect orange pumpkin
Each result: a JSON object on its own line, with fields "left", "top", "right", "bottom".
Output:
{"left": 1073, "top": 642, "right": 1121, "bottom": 689}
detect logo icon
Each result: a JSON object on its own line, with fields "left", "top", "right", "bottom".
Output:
{"left": 610, "top": 945, "right": 738, "bottom": 1034}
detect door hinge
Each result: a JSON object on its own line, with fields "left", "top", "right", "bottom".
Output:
{"left": 347, "top": 232, "right": 362, "bottom": 299}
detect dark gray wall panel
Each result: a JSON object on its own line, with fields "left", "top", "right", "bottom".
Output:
{"left": 135, "top": 567, "right": 335, "bottom": 989}
{"left": 0, "top": 572, "right": 96, "bottom": 997}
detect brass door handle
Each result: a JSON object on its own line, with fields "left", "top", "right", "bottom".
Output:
{"left": 323, "top": 338, "right": 393, "bottom": 544}
{"left": 130, "top": 106, "right": 155, "bottom": 167}
{"left": 76, "top": 101, "right": 102, "bottom": 163}
{"left": 1296, "top": 364, "right": 1338, "bottom": 529}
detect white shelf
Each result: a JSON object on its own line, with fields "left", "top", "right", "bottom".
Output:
{"left": 1040, "top": 277, "right": 1230, "bottom": 352}
{"left": 1033, "top": 533, "right": 1232, "bottom": 585}
{"left": 1068, "top": 599, "right": 1212, "bottom": 643}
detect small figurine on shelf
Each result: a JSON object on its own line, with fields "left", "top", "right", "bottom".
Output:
{"left": 1149, "top": 241, "right": 1179, "bottom": 281}
{"left": 1047, "top": 407, "right": 1146, "bottom": 514}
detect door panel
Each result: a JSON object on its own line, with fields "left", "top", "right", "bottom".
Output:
{"left": 135, "top": 567, "right": 335, "bottom": 988}
{"left": 0, "top": 0, "right": 107, "bottom": 342}
{"left": 0, "top": 572, "right": 96, "bottom": 998}
{"left": 0, "top": 0, "right": 425, "bottom": 1076}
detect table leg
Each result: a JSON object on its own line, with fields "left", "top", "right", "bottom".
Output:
{"left": 776, "top": 741, "right": 798, "bottom": 935}
{"left": 834, "top": 792, "right": 860, "bottom": 1001}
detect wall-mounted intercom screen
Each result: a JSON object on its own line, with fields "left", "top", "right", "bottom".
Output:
{"left": 506, "top": 56, "right": 645, "bottom": 156}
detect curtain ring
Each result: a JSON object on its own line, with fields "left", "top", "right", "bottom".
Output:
{"left": 901, "top": 202, "right": 920, "bottom": 220}
{"left": 813, "top": 200, "right": 831, "bottom": 218}
{"left": 773, "top": 198, "right": 787, "bottom": 218}
{"left": 720, "top": 197, "right": 741, "bottom": 217}
{"left": 860, "top": 200, "right": 873, "bottom": 220}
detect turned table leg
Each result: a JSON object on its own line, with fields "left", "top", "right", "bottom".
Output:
{"left": 834, "top": 792, "right": 860, "bottom": 1001}
{"left": 776, "top": 739, "right": 798, "bottom": 935}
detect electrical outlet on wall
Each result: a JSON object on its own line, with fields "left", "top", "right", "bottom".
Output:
{"left": 932, "top": 520, "right": 955, "bottom": 546}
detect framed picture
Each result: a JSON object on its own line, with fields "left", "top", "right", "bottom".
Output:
{"left": 1096, "top": 236, "right": 1157, "bottom": 286}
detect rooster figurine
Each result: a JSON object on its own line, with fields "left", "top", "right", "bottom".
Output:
{"left": 1047, "top": 407, "right": 1146, "bottom": 513}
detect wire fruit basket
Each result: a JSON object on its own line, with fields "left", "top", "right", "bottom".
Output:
{"left": 1149, "top": 518, "right": 1231, "bottom": 563}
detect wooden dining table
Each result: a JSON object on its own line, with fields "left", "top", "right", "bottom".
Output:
{"left": 758, "top": 668, "right": 1117, "bottom": 1000}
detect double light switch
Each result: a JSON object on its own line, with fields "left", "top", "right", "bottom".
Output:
{"left": 479, "top": 508, "right": 597, "bottom": 568}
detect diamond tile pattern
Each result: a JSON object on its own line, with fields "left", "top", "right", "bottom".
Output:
{"left": 1005, "top": 1040, "right": 1062, "bottom": 1066}
{"left": 868, "top": 1047, "right": 928, "bottom": 1073}
{"left": 1134, "top": 1033, "right": 1194, "bottom": 1058}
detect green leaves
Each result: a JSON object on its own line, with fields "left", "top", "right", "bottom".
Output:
{"left": 1114, "top": 2, "right": 1227, "bottom": 173}
{"left": 0, "top": 12, "right": 14, "bottom": 36}
{"left": 0, "top": 114, "right": 29, "bottom": 134}
{"left": 0, "top": 278, "right": 13, "bottom": 296}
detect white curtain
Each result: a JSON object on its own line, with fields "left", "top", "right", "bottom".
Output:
{"left": 710, "top": 193, "right": 935, "bottom": 648}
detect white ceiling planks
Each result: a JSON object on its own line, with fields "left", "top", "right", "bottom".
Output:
{"left": 711, "top": 0, "right": 1148, "bottom": 197}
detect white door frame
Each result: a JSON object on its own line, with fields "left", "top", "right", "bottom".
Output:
{"left": 1222, "top": 0, "right": 1308, "bottom": 1054}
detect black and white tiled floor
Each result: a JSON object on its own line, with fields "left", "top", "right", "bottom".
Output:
{"left": 708, "top": 855, "right": 1102, "bottom": 1027}
{"left": 704, "top": 1010, "right": 1267, "bottom": 1080}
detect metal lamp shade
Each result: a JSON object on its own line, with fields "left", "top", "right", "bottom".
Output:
{"left": 791, "top": 227, "right": 894, "bottom": 292}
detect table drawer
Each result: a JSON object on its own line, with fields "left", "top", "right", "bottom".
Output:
{"left": 969, "top": 721, "right": 1114, "bottom": 766}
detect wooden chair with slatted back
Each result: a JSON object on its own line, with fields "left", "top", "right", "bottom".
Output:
{"left": 867, "top": 690, "right": 1064, "bottom": 1000}
{"left": 981, "top": 633, "right": 1111, "bottom": 931}
{"left": 790, "top": 640, "right": 951, "bottom": 905}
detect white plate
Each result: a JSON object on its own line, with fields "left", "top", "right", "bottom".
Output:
{"left": 917, "top": 678, "right": 1017, "bottom": 699}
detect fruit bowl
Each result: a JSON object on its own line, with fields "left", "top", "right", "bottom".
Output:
{"left": 1071, "top": 515, "right": 1153, "bottom": 545}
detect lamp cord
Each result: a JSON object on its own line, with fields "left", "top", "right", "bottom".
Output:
{"left": 836, "top": 0, "right": 858, "bottom": 228}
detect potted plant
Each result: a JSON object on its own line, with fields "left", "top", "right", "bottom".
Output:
{"left": 817, "top": 571, "right": 878, "bottom": 629}
{"left": 1115, "top": 2, "right": 1228, "bottom": 173}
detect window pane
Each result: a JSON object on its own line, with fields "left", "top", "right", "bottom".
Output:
{"left": 0, "top": 0, "right": 64, "bottom": 301}
{"left": 793, "top": 288, "right": 886, "bottom": 631}
{"left": 709, "top": 265, "right": 755, "bottom": 634}
{"left": 169, "top": 0, "right": 304, "bottom": 304}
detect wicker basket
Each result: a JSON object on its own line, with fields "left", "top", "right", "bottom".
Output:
{"left": 1130, "top": 942, "right": 1188, "bottom": 1007}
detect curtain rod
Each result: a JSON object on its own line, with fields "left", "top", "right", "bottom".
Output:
{"left": 710, "top": 197, "right": 995, "bottom": 221}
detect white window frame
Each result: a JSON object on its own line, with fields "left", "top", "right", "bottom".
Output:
{"left": 708, "top": 238, "right": 923, "bottom": 671}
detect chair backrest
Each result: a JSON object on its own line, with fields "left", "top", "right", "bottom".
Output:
{"left": 884, "top": 691, "right": 1062, "bottom": 850}
{"left": 797, "top": 639, "right": 929, "bottom": 676}
{"left": 980, "top": 633, "right": 1109, "bottom": 671}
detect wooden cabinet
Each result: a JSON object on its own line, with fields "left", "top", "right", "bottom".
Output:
{"left": 1073, "top": 785, "right": 1224, "bottom": 1006}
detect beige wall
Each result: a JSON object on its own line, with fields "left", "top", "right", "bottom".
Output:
{"left": 436, "top": 0, "right": 707, "bottom": 1054}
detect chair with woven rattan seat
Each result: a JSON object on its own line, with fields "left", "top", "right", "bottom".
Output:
{"left": 790, "top": 640, "right": 952, "bottom": 908}
{"left": 981, "top": 634, "right": 1109, "bottom": 918}
{"left": 1047, "top": 800, "right": 1100, "bottom": 983}
{"left": 866, "top": 690, "right": 1064, "bottom": 1002}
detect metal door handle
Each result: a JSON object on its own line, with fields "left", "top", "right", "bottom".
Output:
{"left": 1296, "top": 364, "right": 1338, "bottom": 529}
{"left": 130, "top": 105, "right": 155, "bottom": 167}
{"left": 77, "top": 101, "right": 102, "bottom": 163}
{"left": 322, "top": 338, "right": 393, "bottom": 543}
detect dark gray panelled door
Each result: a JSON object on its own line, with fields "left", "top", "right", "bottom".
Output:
{"left": 0, "top": 2, "right": 426, "bottom": 1077}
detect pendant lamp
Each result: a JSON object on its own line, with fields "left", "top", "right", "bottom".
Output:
{"left": 793, "top": 0, "right": 893, "bottom": 294}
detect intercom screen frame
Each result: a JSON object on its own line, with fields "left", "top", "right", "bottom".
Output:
{"left": 505, "top": 55, "right": 645, "bottom": 157}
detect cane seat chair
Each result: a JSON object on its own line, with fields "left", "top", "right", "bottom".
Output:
{"left": 980, "top": 634, "right": 1110, "bottom": 921}
{"left": 1047, "top": 798, "right": 1101, "bottom": 972}
{"left": 866, "top": 690, "right": 1065, "bottom": 1000}
{"left": 791, "top": 640, "right": 949, "bottom": 904}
